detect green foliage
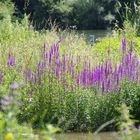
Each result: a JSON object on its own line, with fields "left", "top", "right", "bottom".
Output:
{"left": 1, "top": 0, "right": 140, "bottom": 30}
{"left": 12, "top": 0, "right": 119, "bottom": 29}
{"left": 0, "top": 3, "right": 140, "bottom": 135}
{"left": 117, "top": 104, "right": 134, "bottom": 136}
{"left": 70, "top": 0, "right": 116, "bottom": 29}
{"left": 0, "top": 0, "right": 14, "bottom": 20}
{"left": 116, "top": 103, "right": 140, "bottom": 140}
{"left": 121, "top": 81, "right": 140, "bottom": 121}
{"left": 16, "top": 77, "right": 120, "bottom": 132}
{"left": 116, "top": 1, "right": 140, "bottom": 36}
{"left": 0, "top": 82, "right": 60, "bottom": 140}
{"left": 17, "top": 78, "right": 140, "bottom": 132}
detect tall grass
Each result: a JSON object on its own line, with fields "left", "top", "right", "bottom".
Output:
{"left": 0, "top": 13, "right": 140, "bottom": 133}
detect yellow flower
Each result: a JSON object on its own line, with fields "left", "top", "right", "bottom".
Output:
{"left": 4, "top": 133, "right": 14, "bottom": 140}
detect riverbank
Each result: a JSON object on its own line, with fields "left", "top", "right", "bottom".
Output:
{"left": 0, "top": 15, "right": 140, "bottom": 140}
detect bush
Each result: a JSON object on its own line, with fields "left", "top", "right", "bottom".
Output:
{"left": 121, "top": 81, "right": 140, "bottom": 121}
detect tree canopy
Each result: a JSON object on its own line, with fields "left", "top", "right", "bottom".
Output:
{"left": 1, "top": 0, "right": 140, "bottom": 30}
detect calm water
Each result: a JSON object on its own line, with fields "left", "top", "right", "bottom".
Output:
{"left": 77, "top": 30, "right": 112, "bottom": 40}
{"left": 56, "top": 132, "right": 117, "bottom": 140}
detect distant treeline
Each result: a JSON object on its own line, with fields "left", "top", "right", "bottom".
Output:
{"left": 1, "top": 0, "right": 140, "bottom": 30}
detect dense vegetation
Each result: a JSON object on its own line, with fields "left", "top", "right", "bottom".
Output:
{"left": 1, "top": 0, "right": 140, "bottom": 30}
{"left": 0, "top": 1, "right": 140, "bottom": 140}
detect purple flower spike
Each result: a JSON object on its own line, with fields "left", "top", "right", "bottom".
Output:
{"left": 82, "top": 68, "right": 87, "bottom": 87}
{"left": 62, "top": 55, "right": 66, "bottom": 74}
{"left": 7, "top": 52, "right": 16, "bottom": 67}
{"left": 101, "top": 80, "right": 105, "bottom": 93}
{"left": 44, "top": 42, "right": 47, "bottom": 51}
{"left": 122, "top": 37, "right": 126, "bottom": 53}
{"left": 55, "top": 66, "right": 59, "bottom": 78}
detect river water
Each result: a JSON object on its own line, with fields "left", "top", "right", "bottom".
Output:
{"left": 56, "top": 132, "right": 117, "bottom": 140}
{"left": 78, "top": 29, "right": 112, "bottom": 39}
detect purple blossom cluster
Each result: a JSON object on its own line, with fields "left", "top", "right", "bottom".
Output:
{"left": 77, "top": 38, "right": 140, "bottom": 93}
{"left": 7, "top": 52, "right": 16, "bottom": 67}
{"left": 0, "top": 53, "right": 16, "bottom": 84}
{"left": 24, "top": 41, "right": 76, "bottom": 84}
{"left": 20, "top": 38, "right": 140, "bottom": 94}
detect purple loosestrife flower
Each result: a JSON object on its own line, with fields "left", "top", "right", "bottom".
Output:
{"left": 7, "top": 52, "right": 16, "bottom": 67}
{"left": 45, "top": 52, "right": 48, "bottom": 59}
{"left": 55, "top": 66, "right": 59, "bottom": 78}
{"left": 107, "top": 78, "right": 111, "bottom": 91}
{"left": 24, "top": 69, "right": 32, "bottom": 81}
{"left": 42, "top": 53, "right": 45, "bottom": 59}
{"left": 53, "top": 44, "right": 58, "bottom": 54}
{"left": 55, "top": 59, "right": 61, "bottom": 78}
{"left": 87, "top": 71, "right": 91, "bottom": 87}
{"left": 134, "top": 54, "right": 139, "bottom": 65}
{"left": 122, "top": 37, "right": 126, "bottom": 53}
{"left": 76, "top": 38, "right": 140, "bottom": 92}
{"left": 91, "top": 70, "right": 95, "bottom": 84}
{"left": 104, "top": 60, "right": 109, "bottom": 77}
{"left": 44, "top": 42, "right": 47, "bottom": 52}
{"left": 37, "top": 62, "right": 41, "bottom": 76}
{"left": 68, "top": 58, "right": 75, "bottom": 78}
{"left": 30, "top": 74, "right": 36, "bottom": 84}
{"left": 82, "top": 68, "right": 87, "bottom": 87}
{"left": 37, "top": 61, "right": 44, "bottom": 78}
{"left": 42, "top": 43, "right": 47, "bottom": 59}
{"left": 130, "top": 61, "right": 135, "bottom": 78}
{"left": 55, "top": 51, "right": 59, "bottom": 60}
{"left": 108, "top": 61, "right": 112, "bottom": 74}
{"left": 62, "top": 55, "right": 66, "bottom": 74}
{"left": 125, "top": 54, "right": 130, "bottom": 66}
{"left": 118, "top": 64, "right": 123, "bottom": 78}
{"left": 97, "top": 68, "right": 101, "bottom": 82}
{"left": 101, "top": 80, "right": 105, "bottom": 93}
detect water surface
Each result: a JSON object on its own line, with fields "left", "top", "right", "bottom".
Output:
{"left": 56, "top": 132, "right": 117, "bottom": 140}
{"left": 78, "top": 30, "right": 112, "bottom": 39}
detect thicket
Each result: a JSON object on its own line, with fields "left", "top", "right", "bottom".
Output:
{"left": 2, "top": 0, "right": 140, "bottom": 30}
{"left": 0, "top": 1, "right": 140, "bottom": 138}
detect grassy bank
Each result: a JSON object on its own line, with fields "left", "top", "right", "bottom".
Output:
{"left": 0, "top": 15, "right": 140, "bottom": 140}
